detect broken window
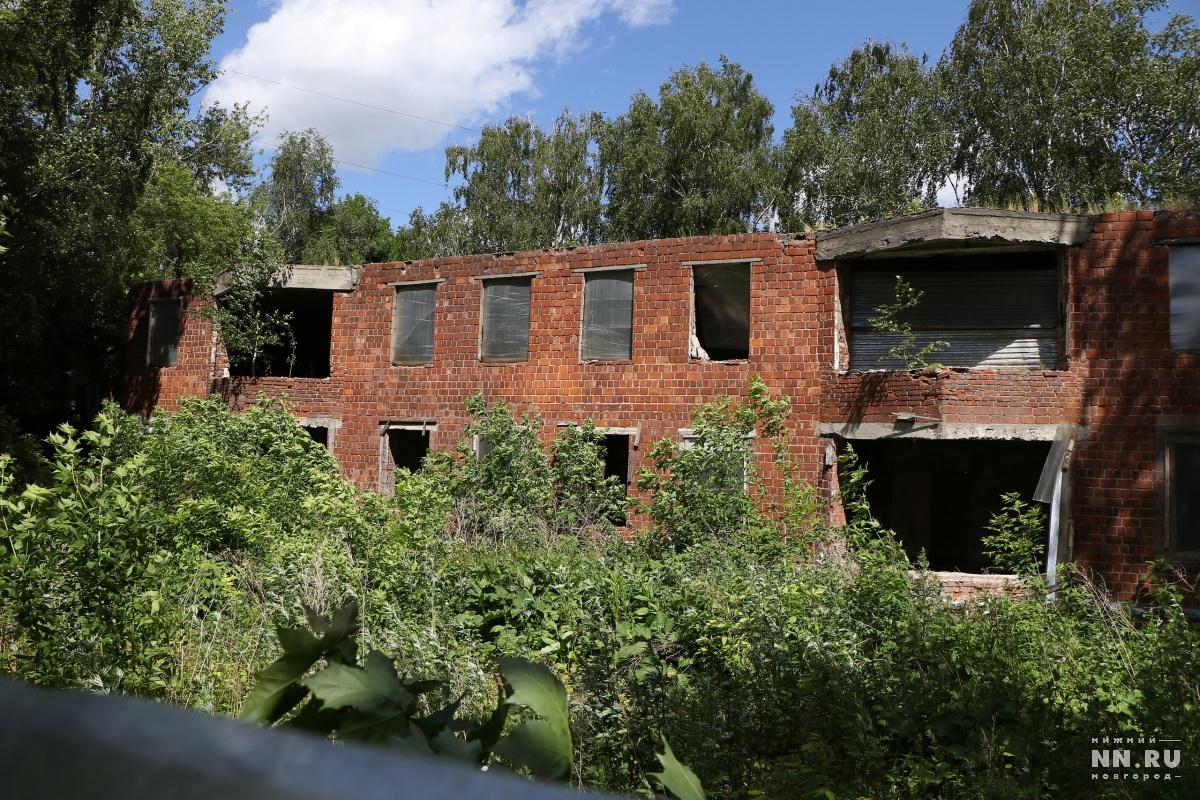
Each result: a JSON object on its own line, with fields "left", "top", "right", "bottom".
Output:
{"left": 147, "top": 298, "right": 182, "bottom": 368}
{"left": 392, "top": 283, "right": 437, "bottom": 365}
{"left": 581, "top": 270, "right": 634, "bottom": 361}
{"left": 1169, "top": 245, "right": 1200, "bottom": 353}
{"left": 845, "top": 438, "right": 1051, "bottom": 573}
{"left": 691, "top": 263, "right": 751, "bottom": 360}
{"left": 1164, "top": 433, "right": 1200, "bottom": 558}
{"left": 380, "top": 421, "right": 434, "bottom": 494}
{"left": 481, "top": 276, "right": 532, "bottom": 362}
{"left": 303, "top": 425, "right": 329, "bottom": 448}
{"left": 847, "top": 252, "right": 1060, "bottom": 370}
{"left": 228, "top": 289, "right": 333, "bottom": 378}
{"left": 602, "top": 433, "right": 632, "bottom": 488}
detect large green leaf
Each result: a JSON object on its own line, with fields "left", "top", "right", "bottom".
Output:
{"left": 498, "top": 658, "right": 569, "bottom": 731}
{"left": 239, "top": 625, "right": 327, "bottom": 724}
{"left": 494, "top": 659, "right": 572, "bottom": 780}
{"left": 493, "top": 719, "right": 572, "bottom": 780}
{"left": 651, "top": 738, "right": 705, "bottom": 800}
{"left": 304, "top": 651, "right": 411, "bottom": 712}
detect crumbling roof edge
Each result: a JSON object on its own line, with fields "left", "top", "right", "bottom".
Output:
{"left": 814, "top": 207, "right": 1095, "bottom": 261}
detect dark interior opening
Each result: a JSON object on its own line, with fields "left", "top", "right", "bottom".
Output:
{"left": 388, "top": 428, "right": 430, "bottom": 474}
{"left": 602, "top": 433, "right": 631, "bottom": 525}
{"left": 693, "top": 263, "right": 751, "bottom": 360}
{"left": 228, "top": 289, "right": 333, "bottom": 378}
{"left": 847, "top": 438, "right": 1051, "bottom": 573}
{"left": 602, "top": 434, "right": 631, "bottom": 486}
{"left": 303, "top": 426, "right": 329, "bottom": 448}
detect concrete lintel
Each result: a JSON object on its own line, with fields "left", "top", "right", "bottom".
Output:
{"left": 814, "top": 208, "right": 1094, "bottom": 261}
{"left": 214, "top": 265, "right": 360, "bottom": 295}
{"left": 295, "top": 415, "right": 342, "bottom": 430}
{"left": 818, "top": 421, "right": 1062, "bottom": 442}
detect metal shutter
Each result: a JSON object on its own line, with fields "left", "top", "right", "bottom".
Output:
{"left": 848, "top": 264, "right": 1059, "bottom": 370}
{"left": 1169, "top": 245, "right": 1200, "bottom": 353}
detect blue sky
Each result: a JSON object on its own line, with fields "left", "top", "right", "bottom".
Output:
{"left": 205, "top": 0, "right": 1200, "bottom": 227}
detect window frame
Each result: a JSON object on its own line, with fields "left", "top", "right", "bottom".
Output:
{"left": 146, "top": 297, "right": 183, "bottom": 368}
{"left": 688, "top": 260, "right": 753, "bottom": 362}
{"left": 1162, "top": 429, "right": 1200, "bottom": 561}
{"left": 390, "top": 279, "right": 443, "bottom": 366}
{"left": 577, "top": 266, "right": 639, "bottom": 363}
{"left": 1168, "top": 244, "right": 1200, "bottom": 354}
{"left": 478, "top": 273, "right": 536, "bottom": 364}
{"left": 378, "top": 420, "right": 436, "bottom": 495}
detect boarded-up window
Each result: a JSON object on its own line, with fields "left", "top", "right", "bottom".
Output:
{"left": 481, "top": 277, "right": 532, "bottom": 362}
{"left": 847, "top": 252, "right": 1060, "bottom": 370}
{"left": 581, "top": 270, "right": 634, "bottom": 361}
{"left": 1165, "top": 433, "right": 1200, "bottom": 557}
{"left": 147, "top": 298, "right": 182, "bottom": 368}
{"left": 1169, "top": 245, "right": 1200, "bottom": 353}
{"left": 392, "top": 283, "right": 437, "bottom": 365}
{"left": 692, "top": 263, "right": 750, "bottom": 360}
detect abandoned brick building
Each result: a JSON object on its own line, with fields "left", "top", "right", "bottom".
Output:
{"left": 120, "top": 207, "right": 1200, "bottom": 600}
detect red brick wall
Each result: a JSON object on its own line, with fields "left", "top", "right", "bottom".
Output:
{"left": 118, "top": 211, "right": 1200, "bottom": 599}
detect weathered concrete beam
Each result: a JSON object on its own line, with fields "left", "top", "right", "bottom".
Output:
{"left": 817, "top": 421, "right": 1064, "bottom": 441}
{"left": 814, "top": 208, "right": 1094, "bottom": 261}
{"left": 213, "top": 265, "right": 360, "bottom": 295}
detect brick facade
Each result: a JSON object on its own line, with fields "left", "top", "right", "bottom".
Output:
{"left": 119, "top": 210, "right": 1200, "bottom": 599}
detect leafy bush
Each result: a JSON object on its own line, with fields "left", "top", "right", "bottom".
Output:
{"left": 982, "top": 491, "right": 1047, "bottom": 576}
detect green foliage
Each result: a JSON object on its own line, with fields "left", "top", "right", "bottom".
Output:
{"left": 0, "top": 0, "right": 243, "bottom": 433}
{"left": 781, "top": 41, "right": 949, "bottom": 229}
{"left": 253, "top": 129, "right": 341, "bottom": 263}
{"left": 445, "top": 112, "right": 604, "bottom": 253}
{"left": 982, "top": 492, "right": 1047, "bottom": 576}
{"left": 940, "top": 0, "right": 1200, "bottom": 210}
{"left": 652, "top": 737, "right": 707, "bottom": 800}
{"left": 199, "top": 254, "right": 295, "bottom": 378}
{"left": 636, "top": 377, "right": 790, "bottom": 550}
{"left": 599, "top": 56, "right": 778, "bottom": 239}
{"left": 424, "top": 395, "right": 623, "bottom": 541}
{"left": 245, "top": 599, "right": 574, "bottom": 780}
{"left": 867, "top": 274, "right": 949, "bottom": 370}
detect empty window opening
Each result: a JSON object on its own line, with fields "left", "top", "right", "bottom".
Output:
{"left": 481, "top": 277, "right": 533, "bottom": 362}
{"left": 228, "top": 289, "right": 332, "bottom": 378}
{"left": 581, "top": 270, "right": 634, "bottom": 361}
{"left": 845, "top": 438, "right": 1051, "bottom": 573}
{"left": 1164, "top": 432, "right": 1200, "bottom": 558}
{"left": 846, "top": 251, "right": 1060, "bottom": 370}
{"left": 1169, "top": 246, "right": 1200, "bottom": 353}
{"left": 303, "top": 425, "right": 329, "bottom": 448}
{"left": 380, "top": 422, "right": 435, "bottom": 495}
{"left": 147, "top": 298, "right": 183, "bottom": 368}
{"left": 392, "top": 283, "right": 438, "bottom": 365}
{"left": 602, "top": 434, "right": 632, "bottom": 487}
{"left": 692, "top": 263, "right": 751, "bottom": 360}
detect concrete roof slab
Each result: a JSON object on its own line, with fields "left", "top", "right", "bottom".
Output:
{"left": 814, "top": 208, "right": 1095, "bottom": 261}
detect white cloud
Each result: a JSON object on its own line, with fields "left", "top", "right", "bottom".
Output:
{"left": 206, "top": 0, "right": 672, "bottom": 165}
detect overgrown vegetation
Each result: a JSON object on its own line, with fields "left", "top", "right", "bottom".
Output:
{"left": 2, "top": 387, "right": 1198, "bottom": 797}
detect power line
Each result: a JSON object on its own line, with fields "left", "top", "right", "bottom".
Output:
{"left": 225, "top": 68, "right": 481, "bottom": 133}
{"left": 252, "top": 139, "right": 450, "bottom": 189}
